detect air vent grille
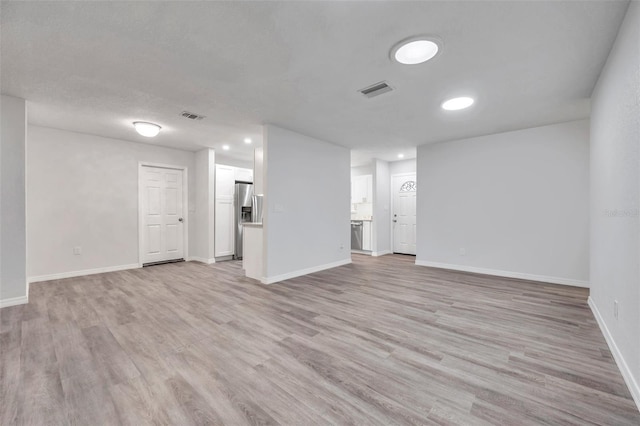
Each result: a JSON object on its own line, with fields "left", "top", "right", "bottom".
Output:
{"left": 359, "top": 81, "right": 393, "bottom": 98}
{"left": 180, "top": 111, "right": 206, "bottom": 120}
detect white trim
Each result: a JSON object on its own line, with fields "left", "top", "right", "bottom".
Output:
{"left": 138, "top": 162, "right": 189, "bottom": 268}
{"left": 588, "top": 297, "right": 640, "bottom": 411}
{"left": 0, "top": 295, "right": 28, "bottom": 308}
{"left": 28, "top": 263, "right": 139, "bottom": 283}
{"left": 261, "top": 258, "right": 352, "bottom": 285}
{"left": 372, "top": 250, "right": 392, "bottom": 257}
{"left": 415, "top": 260, "right": 589, "bottom": 288}
{"left": 189, "top": 257, "right": 216, "bottom": 264}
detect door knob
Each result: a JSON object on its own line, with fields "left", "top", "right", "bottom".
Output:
{"left": 178, "top": 218, "right": 184, "bottom": 222}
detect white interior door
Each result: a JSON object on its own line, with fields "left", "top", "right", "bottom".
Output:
{"left": 392, "top": 174, "right": 417, "bottom": 255}
{"left": 141, "top": 166, "right": 184, "bottom": 264}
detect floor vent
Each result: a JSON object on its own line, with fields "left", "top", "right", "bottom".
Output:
{"left": 359, "top": 81, "right": 393, "bottom": 98}
{"left": 180, "top": 111, "right": 206, "bottom": 120}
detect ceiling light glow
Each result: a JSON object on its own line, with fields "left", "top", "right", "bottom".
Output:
{"left": 397, "top": 153, "right": 405, "bottom": 159}
{"left": 222, "top": 144, "right": 230, "bottom": 151}
{"left": 133, "top": 122, "right": 161, "bottom": 137}
{"left": 441, "top": 97, "right": 475, "bottom": 111}
{"left": 392, "top": 39, "right": 439, "bottom": 65}
{"left": 244, "top": 138, "right": 252, "bottom": 144}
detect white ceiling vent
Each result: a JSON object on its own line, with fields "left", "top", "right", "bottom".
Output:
{"left": 180, "top": 111, "right": 206, "bottom": 120}
{"left": 359, "top": 81, "right": 393, "bottom": 98}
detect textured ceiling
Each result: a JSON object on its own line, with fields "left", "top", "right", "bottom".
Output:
{"left": 0, "top": 1, "right": 629, "bottom": 164}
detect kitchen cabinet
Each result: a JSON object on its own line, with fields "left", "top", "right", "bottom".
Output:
{"left": 235, "top": 167, "right": 253, "bottom": 183}
{"left": 215, "top": 165, "right": 235, "bottom": 257}
{"left": 216, "top": 165, "right": 235, "bottom": 197}
{"left": 362, "top": 221, "right": 372, "bottom": 251}
{"left": 352, "top": 174, "right": 373, "bottom": 204}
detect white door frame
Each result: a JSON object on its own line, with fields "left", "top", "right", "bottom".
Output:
{"left": 138, "top": 162, "right": 189, "bottom": 267}
{"left": 390, "top": 172, "right": 417, "bottom": 254}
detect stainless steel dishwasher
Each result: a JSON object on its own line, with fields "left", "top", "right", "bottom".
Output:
{"left": 351, "top": 220, "right": 363, "bottom": 250}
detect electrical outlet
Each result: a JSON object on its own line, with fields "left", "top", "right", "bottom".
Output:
{"left": 614, "top": 300, "right": 619, "bottom": 319}
{"left": 73, "top": 246, "right": 82, "bottom": 255}
{"left": 459, "top": 248, "right": 466, "bottom": 256}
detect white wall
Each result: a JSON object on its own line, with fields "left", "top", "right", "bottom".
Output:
{"left": 389, "top": 159, "right": 416, "bottom": 176}
{"left": 416, "top": 119, "right": 590, "bottom": 287}
{"left": 0, "top": 95, "right": 27, "bottom": 306}
{"left": 351, "top": 163, "right": 373, "bottom": 177}
{"left": 215, "top": 154, "right": 253, "bottom": 170}
{"left": 373, "top": 159, "right": 391, "bottom": 255}
{"left": 263, "top": 125, "right": 350, "bottom": 283}
{"left": 194, "top": 149, "right": 215, "bottom": 263}
{"left": 27, "top": 126, "right": 197, "bottom": 279}
{"left": 589, "top": 1, "right": 640, "bottom": 408}
{"left": 253, "top": 147, "right": 264, "bottom": 195}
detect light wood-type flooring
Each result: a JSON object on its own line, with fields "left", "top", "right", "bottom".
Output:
{"left": 1, "top": 254, "right": 639, "bottom": 425}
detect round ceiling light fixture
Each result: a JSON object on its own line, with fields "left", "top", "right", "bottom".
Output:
{"left": 397, "top": 153, "right": 405, "bottom": 159}
{"left": 244, "top": 138, "right": 252, "bottom": 144}
{"left": 133, "top": 121, "right": 161, "bottom": 137}
{"left": 441, "top": 96, "right": 475, "bottom": 111}
{"left": 391, "top": 37, "right": 439, "bottom": 65}
{"left": 222, "top": 144, "right": 230, "bottom": 151}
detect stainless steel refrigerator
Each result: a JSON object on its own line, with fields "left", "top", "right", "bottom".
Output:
{"left": 234, "top": 182, "right": 253, "bottom": 259}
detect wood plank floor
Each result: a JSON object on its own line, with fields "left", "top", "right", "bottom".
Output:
{"left": 1, "top": 254, "right": 638, "bottom": 425}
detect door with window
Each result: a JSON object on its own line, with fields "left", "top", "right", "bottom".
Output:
{"left": 140, "top": 165, "right": 185, "bottom": 265}
{"left": 392, "top": 174, "right": 417, "bottom": 255}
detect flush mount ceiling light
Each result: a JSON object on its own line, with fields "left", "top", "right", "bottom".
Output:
{"left": 222, "top": 144, "right": 230, "bottom": 151}
{"left": 244, "top": 138, "right": 252, "bottom": 144}
{"left": 441, "top": 96, "right": 475, "bottom": 111}
{"left": 391, "top": 38, "right": 439, "bottom": 65}
{"left": 133, "top": 121, "right": 161, "bottom": 137}
{"left": 397, "top": 153, "right": 405, "bottom": 159}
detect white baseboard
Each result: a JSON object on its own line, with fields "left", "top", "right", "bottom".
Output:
{"left": 415, "top": 260, "right": 589, "bottom": 288}
{"left": 28, "top": 263, "right": 140, "bottom": 283}
{"left": 372, "top": 250, "right": 392, "bottom": 257}
{"left": 588, "top": 297, "right": 640, "bottom": 411}
{"left": 189, "top": 257, "right": 216, "bottom": 264}
{"left": 0, "top": 295, "right": 28, "bottom": 308}
{"left": 262, "top": 258, "right": 352, "bottom": 285}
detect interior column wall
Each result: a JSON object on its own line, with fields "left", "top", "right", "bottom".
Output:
{"left": 195, "top": 148, "right": 216, "bottom": 263}
{"left": 373, "top": 159, "right": 391, "bottom": 255}
{"left": 263, "top": 124, "right": 351, "bottom": 283}
{"left": 0, "top": 95, "right": 27, "bottom": 306}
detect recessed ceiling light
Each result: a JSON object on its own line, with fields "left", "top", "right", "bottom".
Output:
{"left": 397, "top": 153, "right": 405, "bottom": 159}
{"left": 441, "top": 96, "right": 475, "bottom": 111}
{"left": 244, "top": 138, "right": 252, "bottom": 144}
{"left": 222, "top": 144, "right": 230, "bottom": 151}
{"left": 133, "top": 121, "right": 161, "bottom": 137}
{"left": 392, "top": 38, "right": 439, "bottom": 65}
